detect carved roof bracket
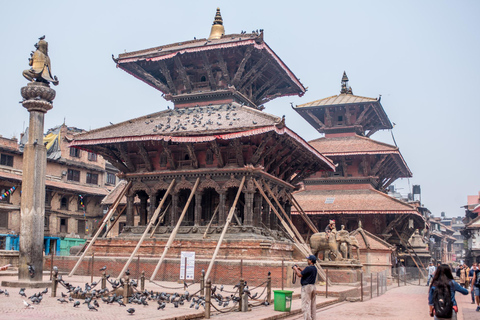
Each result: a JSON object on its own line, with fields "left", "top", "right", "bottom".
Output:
{"left": 136, "top": 142, "right": 153, "bottom": 172}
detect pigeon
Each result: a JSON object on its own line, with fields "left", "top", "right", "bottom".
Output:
{"left": 4, "top": 290, "right": 8, "bottom": 297}
{"left": 61, "top": 292, "right": 67, "bottom": 298}
{"left": 93, "top": 300, "right": 100, "bottom": 308}
{"left": 73, "top": 301, "right": 80, "bottom": 307}
{"left": 127, "top": 307, "right": 135, "bottom": 315}
{"left": 125, "top": 269, "right": 130, "bottom": 276}
{"left": 157, "top": 302, "right": 166, "bottom": 310}
{"left": 19, "top": 288, "right": 26, "bottom": 297}
{"left": 23, "top": 300, "right": 33, "bottom": 309}
{"left": 87, "top": 303, "right": 98, "bottom": 311}
{"left": 41, "top": 288, "right": 48, "bottom": 294}
{"left": 57, "top": 298, "right": 68, "bottom": 304}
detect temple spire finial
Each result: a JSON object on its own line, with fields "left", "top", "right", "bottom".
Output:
{"left": 208, "top": 8, "right": 225, "bottom": 40}
{"left": 340, "top": 71, "right": 353, "bottom": 94}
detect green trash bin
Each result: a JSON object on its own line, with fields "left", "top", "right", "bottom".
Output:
{"left": 273, "top": 290, "right": 293, "bottom": 312}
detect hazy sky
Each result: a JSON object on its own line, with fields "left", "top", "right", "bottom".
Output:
{"left": 1, "top": 1, "right": 479, "bottom": 218}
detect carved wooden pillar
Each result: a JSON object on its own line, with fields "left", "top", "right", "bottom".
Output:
{"left": 139, "top": 193, "right": 148, "bottom": 226}
{"left": 218, "top": 191, "right": 226, "bottom": 224}
{"left": 126, "top": 195, "right": 135, "bottom": 227}
{"left": 253, "top": 193, "right": 262, "bottom": 227}
{"left": 285, "top": 202, "right": 292, "bottom": 219}
{"left": 270, "top": 203, "right": 278, "bottom": 230}
{"left": 170, "top": 192, "right": 179, "bottom": 226}
{"left": 262, "top": 197, "right": 270, "bottom": 229}
{"left": 244, "top": 191, "right": 254, "bottom": 226}
{"left": 148, "top": 192, "right": 157, "bottom": 223}
{"left": 194, "top": 192, "right": 202, "bottom": 226}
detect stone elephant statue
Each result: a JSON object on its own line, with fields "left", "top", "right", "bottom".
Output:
{"left": 309, "top": 229, "right": 352, "bottom": 261}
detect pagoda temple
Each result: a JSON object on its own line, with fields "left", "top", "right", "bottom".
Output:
{"left": 292, "top": 73, "right": 424, "bottom": 248}
{"left": 70, "top": 9, "right": 335, "bottom": 262}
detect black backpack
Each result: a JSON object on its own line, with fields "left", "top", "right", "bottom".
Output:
{"left": 433, "top": 283, "right": 453, "bottom": 319}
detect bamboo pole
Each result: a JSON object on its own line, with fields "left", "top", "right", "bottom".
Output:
{"left": 150, "top": 178, "right": 200, "bottom": 281}
{"left": 149, "top": 203, "right": 171, "bottom": 238}
{"left": 394, "top": 229, "right": 427, "bottom": 279}
{"left": 254, "top": 179, "right": 329, "bottom": 285}
{"left": 262, "top": 181, "right": 305, "bottom": 245}
{"left": 287, "top": 193, "right": 318, "bottom": 233}
{"left": 69, "top": 181, "right": 131, "bottom": 277}
{"left": 205, "top": 176, "right": 246, "bottom": 282}
{"left": 103, "top": 205, "right": 126, "bottom": 238}
{"left": 118, "top": 179, "right": 176, "bottom": 279}
{"left": 203, "top": 205, "right": 219, "bottom": 239}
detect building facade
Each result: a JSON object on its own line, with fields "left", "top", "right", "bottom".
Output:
{"left": 0, "top": 125, "right": 117, "bottom": 254}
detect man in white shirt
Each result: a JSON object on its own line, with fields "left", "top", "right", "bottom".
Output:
{"left": 426, "top": 262, "right": 436, "bottom": 286}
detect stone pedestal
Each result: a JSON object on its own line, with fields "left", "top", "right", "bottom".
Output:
{"left": 18, "top": 82, "right": 55, "bottom": 281}
{"left": 319, "top": 261, "right": 363, "bottom": 284}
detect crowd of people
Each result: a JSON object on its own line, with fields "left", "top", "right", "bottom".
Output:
{"left": 428, "top": 261, "right": 480, "bottom": 319}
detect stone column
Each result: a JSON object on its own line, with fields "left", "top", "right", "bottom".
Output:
{"left": 262, "top": 198, "right": 270, "bottom": 229}
{"left": 148, "top": 193, "right": 157, "bottom": 223}
{"left": 138, "top": 193, "right": 148, "bottom": 226}
{"left": 18, "top": 82, "right": 55, "bottom": 281}
{"left": 253, "top": 193, "right": 262, "bottom": 227}
{"left": 244, "top": 192, "right": 254, "bottom": 226}
{"left": 126, "top": 195, "right": 135, "bottom": 226}
{"left": 194, "top": 192, "right": 202, "bottom": 226}
{"left": 170, "top": 192, "right": 178, "bottom": 226}
{"left": 218, "top": 191, "right": 226, "bottom": 225}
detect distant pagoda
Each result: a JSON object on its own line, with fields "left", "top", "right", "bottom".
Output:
{"left": 70, "top": 8, "right": 334, "bottom": 261}
{"left": 292, "top": 73, "right": 424, "bottom": 247}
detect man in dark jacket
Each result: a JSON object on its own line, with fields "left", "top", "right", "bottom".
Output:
{"left": 293, "top": 255, "right": 318, "bottom": 320}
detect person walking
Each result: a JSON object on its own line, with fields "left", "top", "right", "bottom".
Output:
{"left": 427, "top": 262, "right": 436, "bottom": 286}
{"left": 471, "top": 263, "right": 480, "bottom": 312}
{"left": 428, "top": 264, "right": 468, "bottom": 319}
{"left": 293, "top": 255, "right": 318, "bottom": 320}
{"left": 459, "top": 264, "right": 467, "bottom": 288}
{"left": 469, "top": 263, "right": 477, "bottom": 304}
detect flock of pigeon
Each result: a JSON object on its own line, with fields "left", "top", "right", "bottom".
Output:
{"left": 7, "top": 266, "right": 268, "bottom": 316}
{"left": 147, "top": 104, "right": 253, "bottom": 134}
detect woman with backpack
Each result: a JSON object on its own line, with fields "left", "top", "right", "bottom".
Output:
{"left": 428, "top": 264, "right": 468, "bottom": 319}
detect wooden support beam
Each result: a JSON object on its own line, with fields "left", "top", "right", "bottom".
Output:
{"left": 251, "top": 134, "right": 272, "bottom": 165}
{"left": 185, "top": 143, "right": 198, "bottom": 169}
{"left": 201, "top": 52, "right": 217, "bottom": 91}
{"left": 286, "top": 193, "right": 318, "bottom": 234}
{"left": 161, "top": 141, "right": 176, "bottom": 170}
{"left": 205, "top": 177, "right": 246, "bottom": 281}
{"left": 383, "top": 214, "right": 406, "bottom": 235}
{"left": 210, "top": 140, "right": 224, "bottom": 168}
{"left": 254, "top": 74, "right": 280, "bottom": 101}
{"left": 118, "top": 144, "right": 136, "bottom": 172}
{"left": 240, "top": 62, "right": 270, "bottom": 92}
{"left": 216, "top": 51, "right": 231, "bottom": 84}
{"left": 270, "top": 147, "right": 296, "bottom": 172}
{"left": 174, "top": 55, "right": 192, "bottom": 93}
{"left": 232, "top": 46, "right": 253, "bottom": 86}
{"left": 230, "top": 139, "right": 244, "bottom": 167}
{"left": 103, "top": 205, "right": 126, "bottom": 238}
{"left": 159, "top": 60, "right": 176, "bottom": 94}
{"left": 150, "top": 203, "right": 171, "bottom": 238}
{"left": 119, "top": 179, "right": 176, "bottom": 279}
{"left": 255, "top": 78, "right": 283, "bottom": 104}
{"left": 254, "top": 179, "right": 329, "bottom": 284}
{"left": 150, "top": 178, "right": 200, "bottom": 281}
{"left": 96, "top": 146, "right": 130, "bottom": 173}
{"left": 137, "top": 143, "right": 153, "bottom": 172}
{"left": 355, "top": 104, "right": 372, "bottom": 125}
{"left": 69, "top": 181, "right": 131, "bottom": 276}
{"left": 129, "top": 64, "right": 170, "bottom": 93}
{"left": 371, "top": 155, "right": 387, "bottom": 176}
{"left": 237, "top": 55, "right": 267, "bottom": 89}
{"left": 394, "top": 229, "right": 427, "bottom": 279}
{"left": 203, "top": 205, "right": 219, "bottom": 239}
{"left": 305, "top": 110, "right": 325, "bottom": 128}
{"left": 366, "top": 126, "right": 380, "bottom": 137}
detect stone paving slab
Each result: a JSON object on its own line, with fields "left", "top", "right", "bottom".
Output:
{"left": 0, "top": 274, "right": 348, "bottom": 320}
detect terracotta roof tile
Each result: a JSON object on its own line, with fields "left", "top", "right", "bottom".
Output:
{"left": 292, "top": 187, "right": 420, "bottom": 215}
{"left": 308, "top": 135, "right": 398, "bottom": 155}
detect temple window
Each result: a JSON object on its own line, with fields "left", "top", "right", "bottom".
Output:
{"left": 0, "top": 154, "right": 13, "bottom": 167}
{"left": 86, "top": 172, "right": 98, "bottom": 185}
{"left": 69, "top": 148, "right": 81, "bottom": 158}
{"left": 67, "top": 169, "right": 80, "bottom": 182}
{"left": 60, "top": 196, "right": 69, "bottom": 210}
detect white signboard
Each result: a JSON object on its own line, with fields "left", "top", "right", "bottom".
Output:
{"left": 180, "top": 251, "right": 195, "bottom": 280}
